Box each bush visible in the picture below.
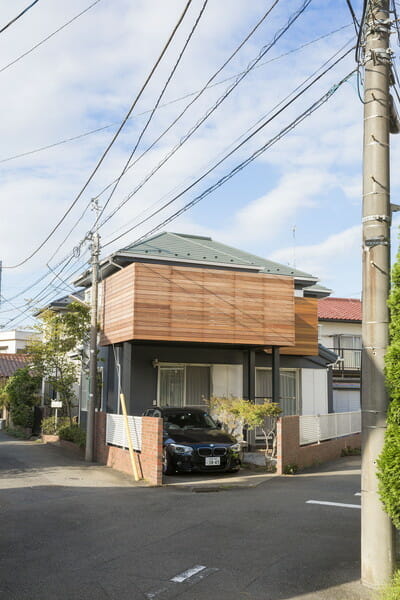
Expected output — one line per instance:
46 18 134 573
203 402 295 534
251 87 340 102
380 570 400 600
58 424 86 448
41 416 70 435
377 414 400 528
341 445 361 457
11 404 34 428
283 463 299 475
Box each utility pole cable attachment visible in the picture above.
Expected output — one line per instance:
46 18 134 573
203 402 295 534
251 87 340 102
85 199 101 462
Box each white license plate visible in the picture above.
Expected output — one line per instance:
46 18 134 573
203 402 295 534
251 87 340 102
205 457 220 466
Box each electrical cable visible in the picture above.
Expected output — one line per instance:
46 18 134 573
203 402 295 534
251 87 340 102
355 0 368 63
91 0 210 231
0 0 102 75
102 48 355 249
119 69 357 250
2 0 193 270
47 0 286 265
345 0 360 33
96 0 313 233
0 23 352 167
0 0 40 35
102 38 354 244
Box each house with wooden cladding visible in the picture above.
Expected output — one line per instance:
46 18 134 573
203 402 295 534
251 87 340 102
74 232 336 444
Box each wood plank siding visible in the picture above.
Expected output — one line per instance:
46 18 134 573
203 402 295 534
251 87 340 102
280 297 319 356
100 262 297 347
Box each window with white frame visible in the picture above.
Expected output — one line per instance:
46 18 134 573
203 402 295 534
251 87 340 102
157 363 243 407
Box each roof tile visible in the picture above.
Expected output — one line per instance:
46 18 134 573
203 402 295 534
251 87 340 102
0 354 30 378
318 297 362 321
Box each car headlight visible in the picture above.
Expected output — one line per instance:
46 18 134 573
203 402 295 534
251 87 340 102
169 443 193 455
230 443 241 452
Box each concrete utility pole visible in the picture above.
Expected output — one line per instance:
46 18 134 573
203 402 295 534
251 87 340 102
361 0 395 587
85 201 100 463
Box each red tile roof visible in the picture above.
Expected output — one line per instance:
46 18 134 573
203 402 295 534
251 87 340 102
318 297 362 322
0 354 30 378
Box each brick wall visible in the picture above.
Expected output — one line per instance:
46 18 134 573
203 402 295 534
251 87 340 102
94 412 163 485
276 415 361 475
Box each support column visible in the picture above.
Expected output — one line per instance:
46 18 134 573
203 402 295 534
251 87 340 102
272 346 280 404
121 342 132 415
247 349 255 402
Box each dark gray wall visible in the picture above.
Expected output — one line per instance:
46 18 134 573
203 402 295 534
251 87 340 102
100 341 330 416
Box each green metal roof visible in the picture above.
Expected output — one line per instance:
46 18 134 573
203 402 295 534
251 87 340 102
121 232 317 281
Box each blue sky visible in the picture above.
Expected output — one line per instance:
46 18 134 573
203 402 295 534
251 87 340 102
0 0 399 328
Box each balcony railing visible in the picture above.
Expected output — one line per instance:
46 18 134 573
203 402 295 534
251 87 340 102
328 348 362 372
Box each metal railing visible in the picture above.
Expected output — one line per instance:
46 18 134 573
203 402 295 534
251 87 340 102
328 348 362 372
300 411 361 446
106 413 142 451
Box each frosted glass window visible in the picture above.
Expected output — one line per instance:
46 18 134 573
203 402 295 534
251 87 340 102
211 365 243 398
159 368 184 407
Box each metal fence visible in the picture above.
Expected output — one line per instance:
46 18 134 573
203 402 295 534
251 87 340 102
299 411 361 446
328 348 362 371
106 414 142 451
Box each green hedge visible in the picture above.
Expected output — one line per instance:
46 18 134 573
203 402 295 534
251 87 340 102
41 416 70 435
380 570 400 600
58 424 86 448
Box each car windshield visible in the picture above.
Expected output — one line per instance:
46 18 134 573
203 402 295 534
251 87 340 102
164 411 217 430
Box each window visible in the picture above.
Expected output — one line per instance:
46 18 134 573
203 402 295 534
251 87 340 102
158 363 243 407
256 368 299 416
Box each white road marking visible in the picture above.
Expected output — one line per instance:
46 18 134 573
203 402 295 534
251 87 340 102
171 565 207 582
355 492 361 496
306 500 361 509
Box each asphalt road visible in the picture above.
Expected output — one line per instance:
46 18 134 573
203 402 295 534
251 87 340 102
0 432 376 600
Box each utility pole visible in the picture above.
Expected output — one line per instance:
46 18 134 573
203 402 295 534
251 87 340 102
85 200 100 462
361 0 395 587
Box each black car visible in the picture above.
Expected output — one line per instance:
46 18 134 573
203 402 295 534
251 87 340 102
142 407 242 475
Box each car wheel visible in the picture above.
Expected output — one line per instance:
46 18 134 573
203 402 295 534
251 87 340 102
163 447 175 475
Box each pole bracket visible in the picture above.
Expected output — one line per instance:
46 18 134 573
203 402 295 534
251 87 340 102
362 215 391 223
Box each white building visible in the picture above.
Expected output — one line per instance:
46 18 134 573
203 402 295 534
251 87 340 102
318 298 362 413
0 329 39 354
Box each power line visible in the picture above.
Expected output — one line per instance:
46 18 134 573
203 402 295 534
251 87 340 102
97 0 313 232
0 0 102 75
103 49 355 249
345 0 360 33
92 0 210 229
0 24 351 167
47 0 285 265
0 0 40 35
102 38 354 245
123 70 357 249
2 0 193 270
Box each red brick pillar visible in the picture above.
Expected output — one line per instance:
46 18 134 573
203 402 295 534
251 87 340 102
140 417 163 485
276 415 300 475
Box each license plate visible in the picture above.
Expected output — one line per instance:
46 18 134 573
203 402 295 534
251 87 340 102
205 457 220 466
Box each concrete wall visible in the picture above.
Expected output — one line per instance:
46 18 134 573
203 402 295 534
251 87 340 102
94 412 163 485
276 415 361 475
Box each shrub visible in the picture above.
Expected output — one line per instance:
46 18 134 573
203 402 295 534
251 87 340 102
11 404 34 428
377 412 400 528
341 445 361 457
41 416 70 435
380 570 400 600
283 463 299 475
58 424 86 448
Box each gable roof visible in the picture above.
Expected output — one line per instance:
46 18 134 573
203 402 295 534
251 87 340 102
0 354 29 378
122 232 316 279
318 297 362 322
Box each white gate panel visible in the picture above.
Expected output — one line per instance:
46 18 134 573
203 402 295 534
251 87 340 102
301 369 328 416
106 414 142 451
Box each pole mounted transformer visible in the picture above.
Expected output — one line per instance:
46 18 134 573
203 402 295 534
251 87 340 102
361 0 396 587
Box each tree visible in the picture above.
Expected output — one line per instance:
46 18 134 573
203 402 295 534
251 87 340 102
209 397 282 458
28 302 90 424
4 367 41 428
377 247 400 527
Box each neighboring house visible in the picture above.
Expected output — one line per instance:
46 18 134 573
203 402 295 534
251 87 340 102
0 353 29 420
73 231 336 446
0 329 38 354
318 297 362 413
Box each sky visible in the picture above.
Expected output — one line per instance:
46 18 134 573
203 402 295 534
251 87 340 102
0 0 399 329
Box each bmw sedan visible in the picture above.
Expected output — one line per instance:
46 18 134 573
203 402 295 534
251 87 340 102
143 406 242 475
